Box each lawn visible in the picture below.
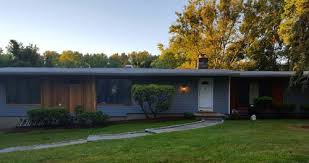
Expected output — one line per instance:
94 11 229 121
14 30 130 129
0 120 309 163
0 119 194 149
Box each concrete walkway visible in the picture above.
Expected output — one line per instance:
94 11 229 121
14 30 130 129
0 120 223 153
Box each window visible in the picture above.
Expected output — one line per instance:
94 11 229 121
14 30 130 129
96 79 132 105
6 79 41 104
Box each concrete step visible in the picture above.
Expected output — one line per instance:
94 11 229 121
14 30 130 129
194 111 227 120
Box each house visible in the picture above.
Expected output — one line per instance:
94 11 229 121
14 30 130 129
0 66 308 128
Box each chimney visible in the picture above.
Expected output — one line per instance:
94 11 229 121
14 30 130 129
197 54 208 69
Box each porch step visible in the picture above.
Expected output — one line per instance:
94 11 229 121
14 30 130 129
194 111 227 120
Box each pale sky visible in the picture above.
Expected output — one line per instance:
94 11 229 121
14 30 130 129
0 0 186 55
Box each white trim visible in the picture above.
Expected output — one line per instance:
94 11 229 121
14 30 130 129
228 76 231 115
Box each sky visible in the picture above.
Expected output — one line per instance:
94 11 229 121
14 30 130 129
0 0 186 55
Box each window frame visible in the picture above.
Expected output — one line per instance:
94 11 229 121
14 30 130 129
96 78 133 105
5 78 41 105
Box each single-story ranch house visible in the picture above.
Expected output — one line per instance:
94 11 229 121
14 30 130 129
0 67 308 128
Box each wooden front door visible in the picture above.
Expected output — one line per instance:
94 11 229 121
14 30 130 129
69 84 83 112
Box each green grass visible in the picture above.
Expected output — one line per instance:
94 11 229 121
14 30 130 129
0 119 194 149
0 120 309 162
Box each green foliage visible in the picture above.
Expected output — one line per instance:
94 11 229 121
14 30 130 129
278 0 309 88
7 40 42 67
42 51 59 67
0 53 12 67
132 84 176 118
183 112 195 119
77 111 109 126
128 51 157 68
254 96 273 106
75 105 85 115
58 50 83 68
166 0 253 69
82 53 108 68
273 104 296 112
108 53 129 67
28 106 108 127
300 105 309 112
27 107 70 126
74 105 108 126
151 44 185 69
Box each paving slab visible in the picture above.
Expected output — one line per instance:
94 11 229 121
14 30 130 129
144 120 223 134
87 132 151 141
0 139 87 153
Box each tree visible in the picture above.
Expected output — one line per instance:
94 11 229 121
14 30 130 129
132 84 176 119
168 0 248 69
58 50 83 68
151 44 185 68
82 53 109 67
42 51 59 67
241 0 284 70
278 0 309 88
108 53 129 67
6 40 42 67
279 0 309 71
0 49 12 67
128 51 157 68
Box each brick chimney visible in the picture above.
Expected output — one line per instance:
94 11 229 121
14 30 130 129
197 54 208 69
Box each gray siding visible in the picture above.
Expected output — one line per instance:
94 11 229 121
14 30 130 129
98 77 230 117
97 79 199 116
0 84 37 117
213 77 230 114
283 83 309 109
0 77 230 117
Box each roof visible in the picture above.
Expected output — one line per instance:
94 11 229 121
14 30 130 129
237 71 295 77
0 67 307 77
0 67 236 76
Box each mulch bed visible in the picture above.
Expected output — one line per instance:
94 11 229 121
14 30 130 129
1 117 188 134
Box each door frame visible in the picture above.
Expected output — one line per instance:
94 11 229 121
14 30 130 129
198 78 214 112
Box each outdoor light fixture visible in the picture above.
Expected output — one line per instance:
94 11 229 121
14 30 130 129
179 85 189 94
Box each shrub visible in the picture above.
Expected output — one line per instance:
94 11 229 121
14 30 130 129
27 107 70 126
301 105 309 112
183 112 195 119
77 111 108 126
132 84 176 118
229 109 241 120
254 96 272 106
273 104 296 112
75 105 85 115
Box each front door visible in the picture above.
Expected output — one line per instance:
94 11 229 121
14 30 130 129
69 84 82 112
199 78 214 111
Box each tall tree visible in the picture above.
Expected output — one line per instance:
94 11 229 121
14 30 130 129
279 0 309 71
58 50 83 68
6 40 42 67
128 51 157 68
0 48 12 67
151 44 185 68
279 0 309 88
108 53 129 67
42 51 59 67
168 0 248 69
82 53 109 67
241 0 284 70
